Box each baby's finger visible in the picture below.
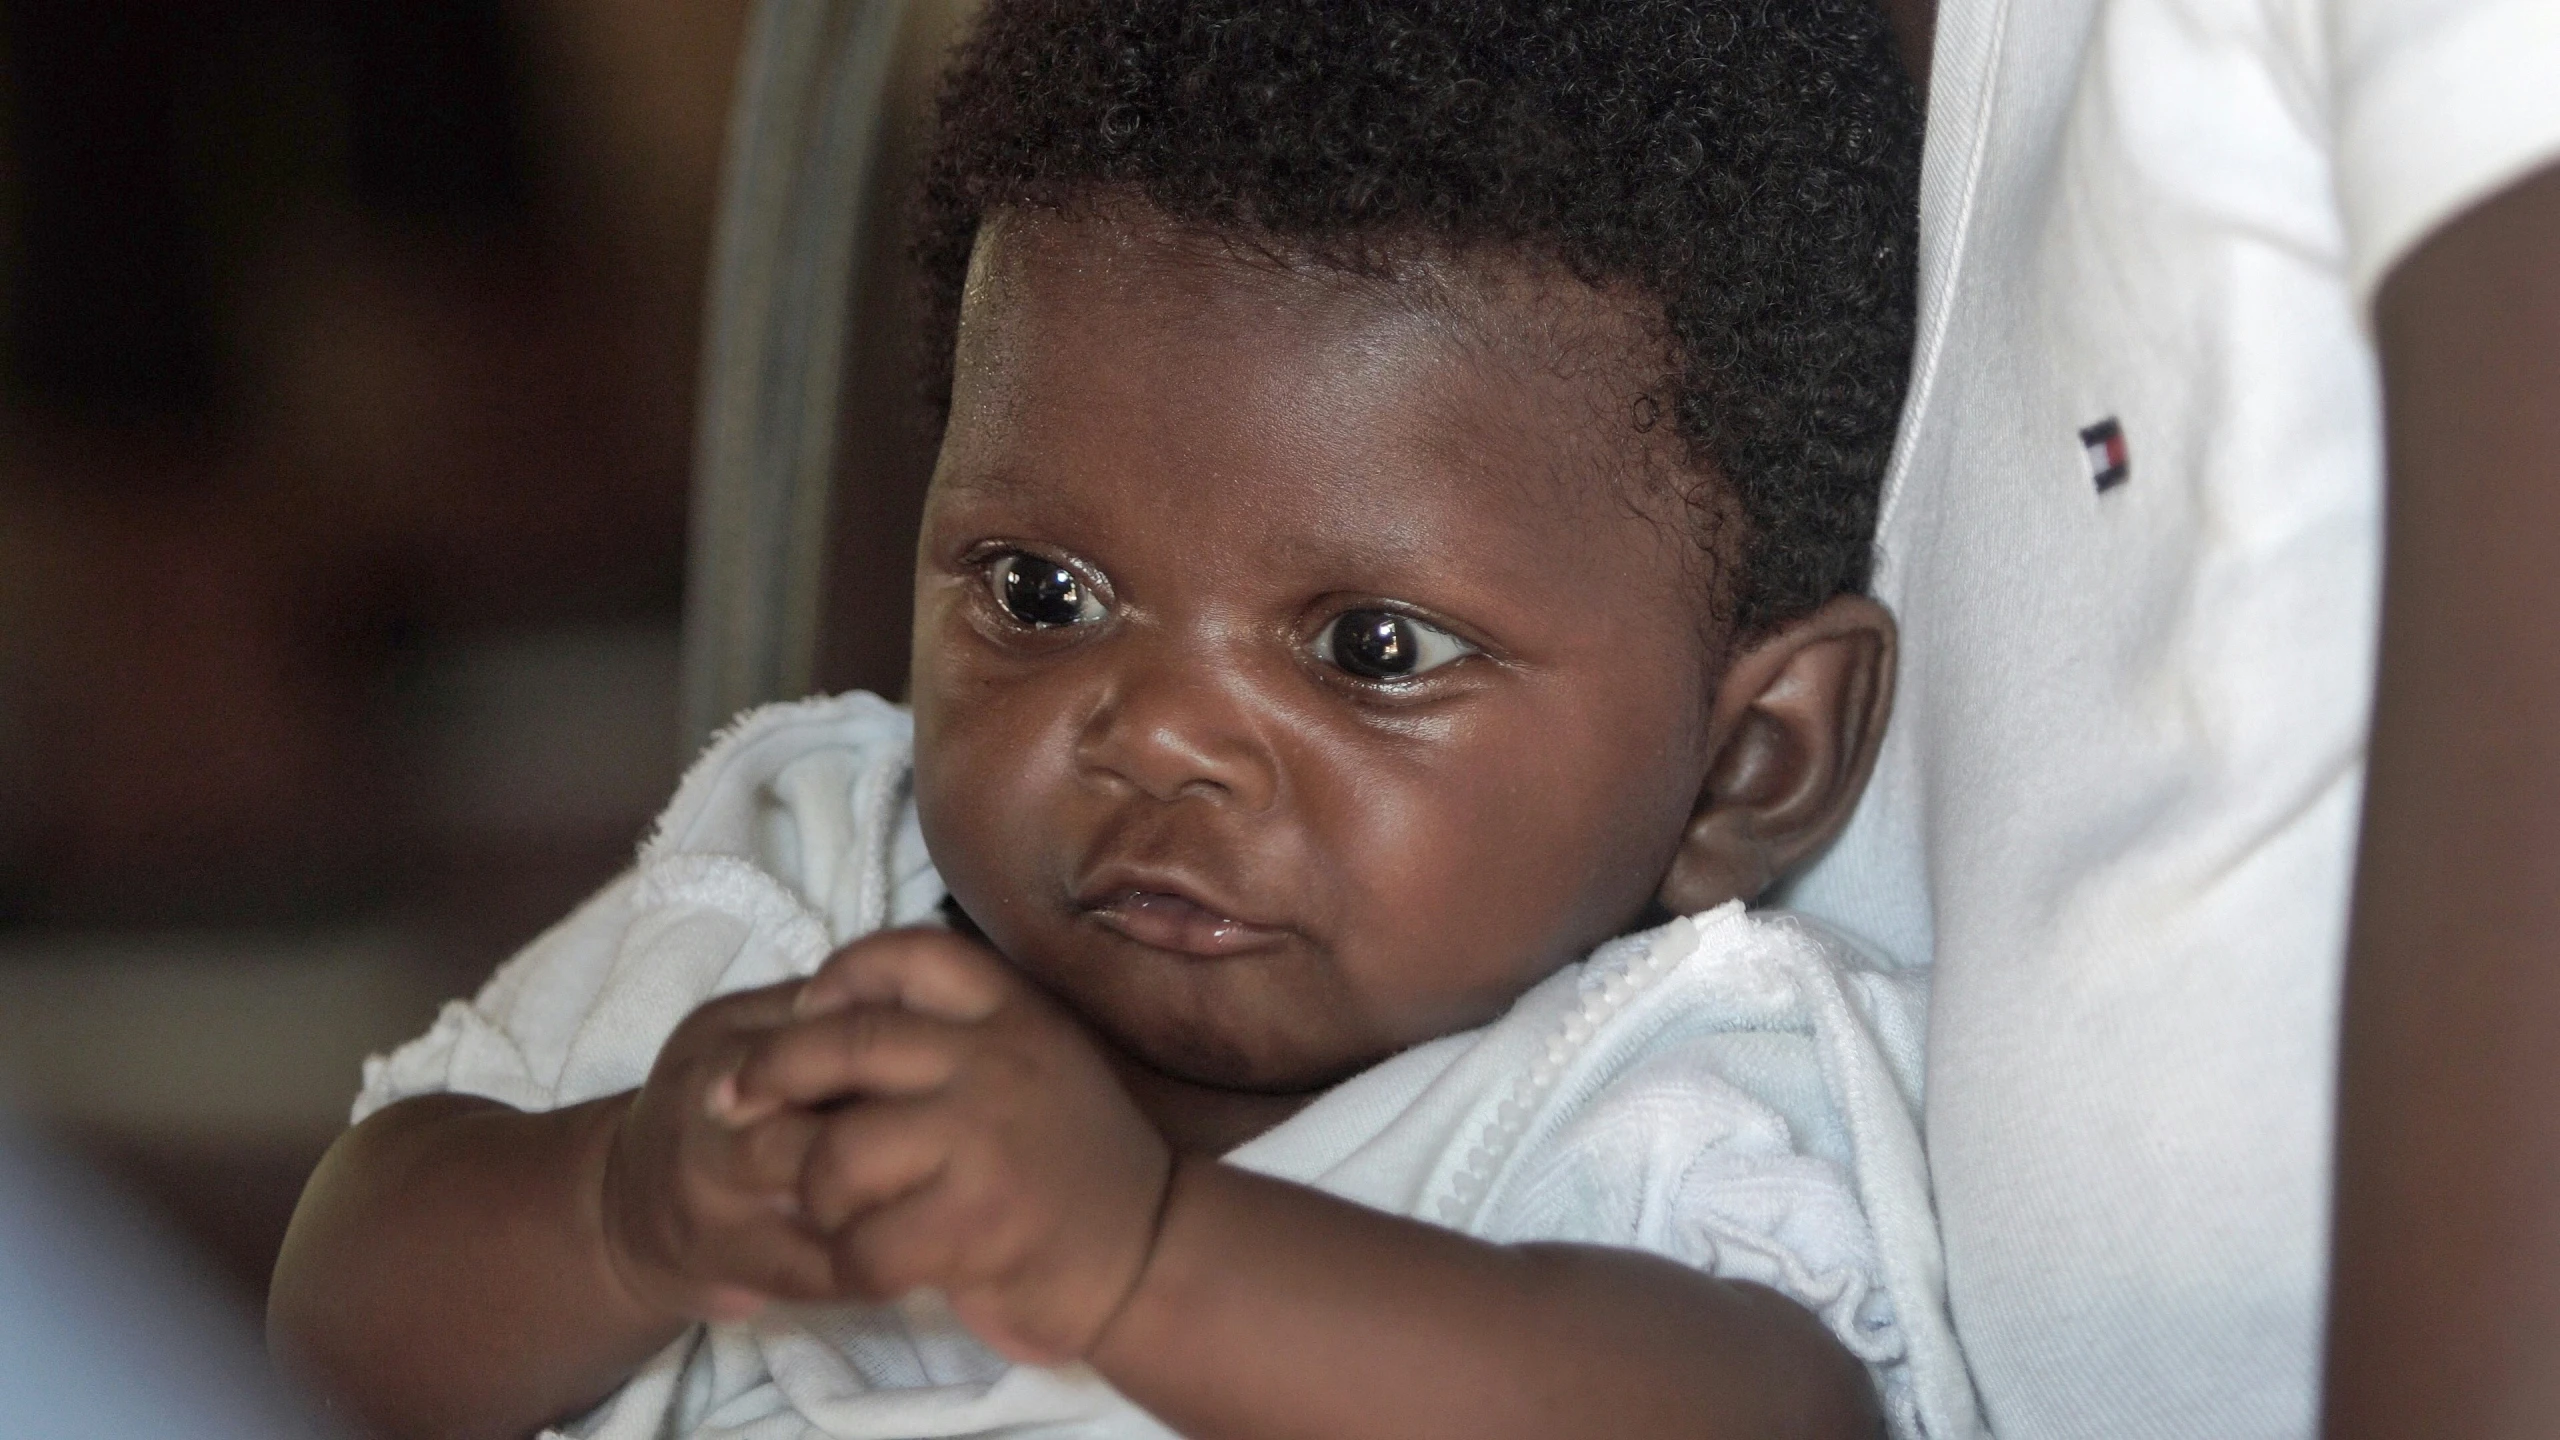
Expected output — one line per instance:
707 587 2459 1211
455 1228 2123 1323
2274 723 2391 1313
693 1005 817 1128
729 1004 977 1116
708 1107 822 1199
827 1170 974 1303
684 976 815 1043
796 929 1013 1023
697 1217 840 1311
799 1096 953 1232
675 981 819 1126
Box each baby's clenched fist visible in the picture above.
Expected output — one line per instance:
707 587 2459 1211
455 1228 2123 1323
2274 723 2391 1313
725 929 1176 1364
596 980 839 1323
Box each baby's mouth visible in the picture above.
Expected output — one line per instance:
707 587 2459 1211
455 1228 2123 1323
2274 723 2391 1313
1082 888 1292 958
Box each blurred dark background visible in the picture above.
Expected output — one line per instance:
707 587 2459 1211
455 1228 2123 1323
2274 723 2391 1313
0 0 754 1312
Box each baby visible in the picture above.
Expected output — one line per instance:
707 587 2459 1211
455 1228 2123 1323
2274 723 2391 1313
271 3 1972 1437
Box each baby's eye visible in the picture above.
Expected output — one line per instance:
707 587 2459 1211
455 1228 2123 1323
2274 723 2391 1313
1319 609 1475 682
987 552 1106 628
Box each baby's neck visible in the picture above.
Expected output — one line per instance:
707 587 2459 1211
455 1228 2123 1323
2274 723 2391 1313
1106 1050 1323 1156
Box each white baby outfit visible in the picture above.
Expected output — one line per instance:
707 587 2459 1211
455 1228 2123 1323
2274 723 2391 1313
359 693 1979 1440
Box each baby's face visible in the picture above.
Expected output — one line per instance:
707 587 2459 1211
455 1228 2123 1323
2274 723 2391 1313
910 209 1728 1093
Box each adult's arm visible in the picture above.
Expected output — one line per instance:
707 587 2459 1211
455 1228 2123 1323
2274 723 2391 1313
267 1093 682 1440
2325 157 2560 1437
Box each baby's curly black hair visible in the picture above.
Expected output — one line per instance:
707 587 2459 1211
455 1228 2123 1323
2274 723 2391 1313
914 0 1919 632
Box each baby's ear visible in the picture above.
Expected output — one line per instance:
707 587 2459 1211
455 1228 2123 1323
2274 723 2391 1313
1655 595 1896 914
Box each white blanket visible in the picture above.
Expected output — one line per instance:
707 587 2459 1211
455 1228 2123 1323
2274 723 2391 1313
358 693 1981 1440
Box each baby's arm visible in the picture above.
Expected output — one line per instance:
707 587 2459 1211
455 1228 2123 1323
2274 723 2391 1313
269 1092 672 1440
1102 1161 1876 1440
269 982 835 1440
743 931 1882 1440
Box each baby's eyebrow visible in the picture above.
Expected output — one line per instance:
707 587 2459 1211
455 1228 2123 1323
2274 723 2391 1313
930 463 1039 505
929 464 1119 537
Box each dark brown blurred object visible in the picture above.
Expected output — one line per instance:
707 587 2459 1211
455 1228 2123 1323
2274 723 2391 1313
0 0 745 926
0 0 750 1307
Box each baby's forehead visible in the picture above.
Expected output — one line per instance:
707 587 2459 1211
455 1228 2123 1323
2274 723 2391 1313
957 206 1705 519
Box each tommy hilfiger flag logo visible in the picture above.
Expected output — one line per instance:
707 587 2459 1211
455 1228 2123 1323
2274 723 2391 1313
2081 416 2130 493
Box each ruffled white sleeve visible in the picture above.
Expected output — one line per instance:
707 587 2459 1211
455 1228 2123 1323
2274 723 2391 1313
352 872 645 1121
351 693 941 1123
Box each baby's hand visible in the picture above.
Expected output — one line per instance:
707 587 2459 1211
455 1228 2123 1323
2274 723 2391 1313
597 980 838 1324
726 929 1175 1365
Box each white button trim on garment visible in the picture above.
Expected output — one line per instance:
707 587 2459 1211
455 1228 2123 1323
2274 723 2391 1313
1433 915 1701 1226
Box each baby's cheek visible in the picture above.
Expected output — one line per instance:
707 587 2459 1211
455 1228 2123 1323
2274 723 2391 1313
911 735 1022 917
1374 741 1686 990
1327 775 1582 1017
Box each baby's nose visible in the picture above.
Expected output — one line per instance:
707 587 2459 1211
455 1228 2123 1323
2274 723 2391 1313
1072 643 1280 811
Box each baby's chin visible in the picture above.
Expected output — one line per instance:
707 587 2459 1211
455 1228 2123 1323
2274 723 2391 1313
1094 1017 1388 1153
985 927 1389 1094
1126 1022 1374 1095
1056 984 1391 1098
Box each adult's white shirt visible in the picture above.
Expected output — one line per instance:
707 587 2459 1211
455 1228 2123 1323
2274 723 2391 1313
1784 0 2560 1435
